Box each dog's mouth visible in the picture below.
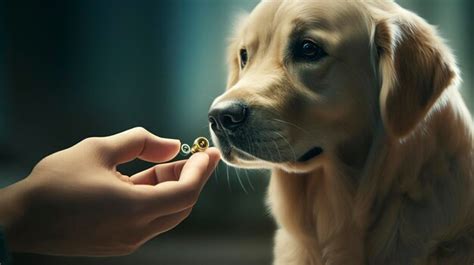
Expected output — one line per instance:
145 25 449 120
221 141 324 164
210 125 325 168
226 145 256 161
297 147 324 162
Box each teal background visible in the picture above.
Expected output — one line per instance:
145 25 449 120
0 1 472 264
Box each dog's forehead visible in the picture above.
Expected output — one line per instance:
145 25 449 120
243 0 370 44
253 1 367 26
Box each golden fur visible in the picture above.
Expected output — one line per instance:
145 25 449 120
210 1 474 264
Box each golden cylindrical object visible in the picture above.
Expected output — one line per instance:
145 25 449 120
191 137 209 154
180 137 210 156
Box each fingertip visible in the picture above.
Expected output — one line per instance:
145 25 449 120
189 152 211 172
145 136 181 162
205 147 220 155
189 151 210 162
178 152 210 184
158 137 181 154
205 147 221 163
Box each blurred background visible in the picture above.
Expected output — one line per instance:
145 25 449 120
0 0 472 264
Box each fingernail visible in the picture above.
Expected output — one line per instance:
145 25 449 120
160 137 181 145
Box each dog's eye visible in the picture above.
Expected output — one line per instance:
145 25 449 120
240 49 248 69
296 40 327 61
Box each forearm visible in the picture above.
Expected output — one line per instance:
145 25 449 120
0 128 220 256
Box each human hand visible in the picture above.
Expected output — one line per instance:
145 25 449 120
0 127 220 256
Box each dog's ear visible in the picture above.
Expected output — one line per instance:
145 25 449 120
374 13 458 137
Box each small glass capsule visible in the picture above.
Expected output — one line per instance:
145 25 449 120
180 143 191 156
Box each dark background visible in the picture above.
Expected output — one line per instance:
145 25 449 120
1 0 472 264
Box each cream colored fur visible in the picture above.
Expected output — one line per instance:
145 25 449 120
211 1 474 264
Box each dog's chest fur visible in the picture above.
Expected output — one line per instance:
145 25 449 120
267 97 474 265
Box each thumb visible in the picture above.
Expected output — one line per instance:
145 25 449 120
100 127 181 165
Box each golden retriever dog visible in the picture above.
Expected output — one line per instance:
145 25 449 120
208 0 474 264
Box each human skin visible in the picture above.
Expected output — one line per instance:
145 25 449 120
0 127 220 256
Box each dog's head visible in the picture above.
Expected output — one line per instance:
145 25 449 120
209 0 457 173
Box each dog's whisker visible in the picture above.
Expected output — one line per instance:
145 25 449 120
245 134 254 157
214 160 220 184
244 169 255 191
244 135 256 191
234 167 248 194
271 118 310 136
274 131 297 162
262 142 275 162
218 121 235 193
226 164 232 192
272 139 284 162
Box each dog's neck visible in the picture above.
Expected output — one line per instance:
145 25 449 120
356 89 474 227
269 161 365 263
268 89 473 264
360 90 474 260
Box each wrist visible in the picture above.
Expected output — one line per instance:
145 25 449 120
0 224 12 264
0 178 33 251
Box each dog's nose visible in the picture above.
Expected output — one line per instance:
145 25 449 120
208 101 248 134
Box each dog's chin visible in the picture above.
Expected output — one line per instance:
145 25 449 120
277 151 327 173
269 146 326 173
220 145 276 169
220 144 326 173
